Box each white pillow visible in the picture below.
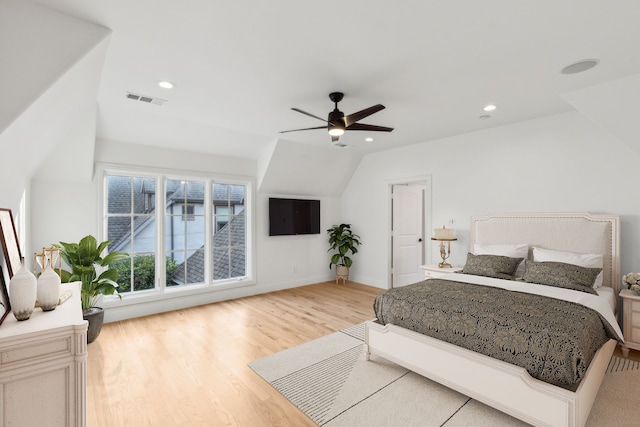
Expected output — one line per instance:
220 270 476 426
532 247 604 288
473 243 529 278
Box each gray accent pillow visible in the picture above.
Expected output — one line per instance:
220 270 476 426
461 253 523 280
522 260 600 295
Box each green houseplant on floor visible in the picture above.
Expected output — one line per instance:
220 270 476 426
57 235 128 343
327 223 361 284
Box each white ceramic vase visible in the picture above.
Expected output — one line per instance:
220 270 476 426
9 262 37 321
37 261 61 311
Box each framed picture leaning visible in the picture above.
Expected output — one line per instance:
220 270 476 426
0 266 9 325
0 208 22 278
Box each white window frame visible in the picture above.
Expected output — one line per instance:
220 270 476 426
96 163 256 310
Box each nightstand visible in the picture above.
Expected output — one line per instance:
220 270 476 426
420 264 461 279
620 289 640 357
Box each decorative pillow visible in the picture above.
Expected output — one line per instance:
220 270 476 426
474 243 529 278
461 253 523 280
522 260 600 295
532 247 604 288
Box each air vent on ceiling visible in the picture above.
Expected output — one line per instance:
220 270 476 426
126 92 167 106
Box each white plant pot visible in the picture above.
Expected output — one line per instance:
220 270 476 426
9 263 37 320
336 265 349 284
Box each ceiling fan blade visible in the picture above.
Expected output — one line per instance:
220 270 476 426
280 125 327 134
345 123 394 132
291 108 333 124
344 104 385 127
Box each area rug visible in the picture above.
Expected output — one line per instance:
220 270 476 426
249 323 640 427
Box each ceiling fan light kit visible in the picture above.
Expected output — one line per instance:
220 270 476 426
281 92 393 143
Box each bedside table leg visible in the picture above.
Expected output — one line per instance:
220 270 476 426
622 346 630 358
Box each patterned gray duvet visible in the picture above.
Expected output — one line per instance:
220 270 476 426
373 278 621 389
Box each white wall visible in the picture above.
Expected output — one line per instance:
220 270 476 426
258 139 362 197
256 193 340 288
30 139 340 320
0 0 109 261
0 0 109 135
562 73 640 156
31 139 258 251
343 111 640 289
94 138 256 176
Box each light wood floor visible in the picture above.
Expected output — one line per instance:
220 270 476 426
87 281 640 426
86 281 380 426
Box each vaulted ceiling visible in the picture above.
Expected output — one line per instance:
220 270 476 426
26 0 640 159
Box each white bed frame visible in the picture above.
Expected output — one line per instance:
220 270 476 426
365 212 620 427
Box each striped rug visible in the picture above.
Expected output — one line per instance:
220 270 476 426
606 354 640 372
249 324 640 427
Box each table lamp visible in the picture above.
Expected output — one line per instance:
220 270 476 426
431 226 457 268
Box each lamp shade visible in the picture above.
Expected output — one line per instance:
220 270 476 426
432 226 455 240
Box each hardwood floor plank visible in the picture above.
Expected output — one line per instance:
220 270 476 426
87 281 381 426
88 280 640 425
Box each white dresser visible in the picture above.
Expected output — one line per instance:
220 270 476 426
0 282 87 426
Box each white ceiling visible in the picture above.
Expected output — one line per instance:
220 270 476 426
31 0 640 160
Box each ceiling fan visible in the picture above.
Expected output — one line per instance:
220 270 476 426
280 92 393 142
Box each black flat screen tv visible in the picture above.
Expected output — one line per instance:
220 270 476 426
269 198 320 236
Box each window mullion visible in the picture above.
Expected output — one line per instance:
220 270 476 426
157 175 167 292
182 188 189 285
205 180 212 284
127 177 135 294
226 186 232 279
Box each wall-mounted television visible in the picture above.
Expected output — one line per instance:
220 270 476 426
269 198 320 236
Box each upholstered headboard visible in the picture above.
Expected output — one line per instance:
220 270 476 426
470 212 620 298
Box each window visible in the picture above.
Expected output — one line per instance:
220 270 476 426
212 184 246 280
166 179 205 286
104 171 251 296
106 175 157 292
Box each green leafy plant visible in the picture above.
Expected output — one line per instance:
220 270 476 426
327 223 362 269
112 255 179 291
56 235 129 311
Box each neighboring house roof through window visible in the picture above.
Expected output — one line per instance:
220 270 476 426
170 211 246 284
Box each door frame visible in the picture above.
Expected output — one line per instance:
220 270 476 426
387 174 432 288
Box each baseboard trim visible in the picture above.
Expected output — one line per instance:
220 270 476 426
103 274 331 322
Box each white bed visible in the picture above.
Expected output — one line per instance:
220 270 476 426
365 212 621 427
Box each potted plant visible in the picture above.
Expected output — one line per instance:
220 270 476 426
327 223 362 284
56 235 128 343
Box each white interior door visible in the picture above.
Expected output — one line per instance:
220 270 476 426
392 185 424 287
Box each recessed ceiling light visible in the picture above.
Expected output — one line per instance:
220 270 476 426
479 115 491 120
365 137 374 142
483 104 497 112
561 59 599 75
158 80 175 89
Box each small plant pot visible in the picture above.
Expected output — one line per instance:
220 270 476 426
83 307 105 344
336 265 349 284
